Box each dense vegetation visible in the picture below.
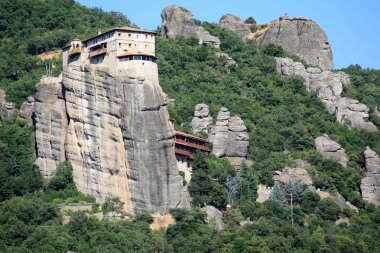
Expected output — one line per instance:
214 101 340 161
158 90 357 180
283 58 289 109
0 1 380 252
0 0 131 106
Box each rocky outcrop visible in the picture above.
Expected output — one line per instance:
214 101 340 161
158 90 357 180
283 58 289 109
18 96 35 125
191 103 213 134
161 6 220 48
255 16 333 70
33 76 68 178
201 206 225 232
215 52 237 71
276 57 377 132
219 14 251 40
210 107 249 172
33 64 185 214
315 135 348 168
274 159 313 185
62 64 182 214
0 89 18 123
361 147 380 206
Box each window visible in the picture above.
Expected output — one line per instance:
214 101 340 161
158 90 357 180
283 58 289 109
118 33 121 36
145 34 148 39
129 44 132 48
136 35 139 39
119 43 121 46
128 56 133 60
128 34 131 37
134 55 142 60
142 56 147 61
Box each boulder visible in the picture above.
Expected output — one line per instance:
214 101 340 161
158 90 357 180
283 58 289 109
219 14 251 40
360 147 380 206
161 6 220 48
18 96 35 125
315 135 348 168
0 89 18 123
191 103 213 134
276 57 377 131
274 159 313 186
255 16 333 70
201 206 225 232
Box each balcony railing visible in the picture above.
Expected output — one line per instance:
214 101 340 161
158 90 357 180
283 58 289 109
89 47 107 58
68 47 82 57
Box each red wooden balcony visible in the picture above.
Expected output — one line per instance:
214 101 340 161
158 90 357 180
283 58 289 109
89 47 107 58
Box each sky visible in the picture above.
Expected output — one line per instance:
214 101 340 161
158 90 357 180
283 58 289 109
77 0 380 69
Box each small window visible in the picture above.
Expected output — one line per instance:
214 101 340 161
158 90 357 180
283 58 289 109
142 56 147 61
129 44 132 48
118 33 121 36
134 55 142 60
136 35 139 39
145 44 147 48
145 34 148 39
119 43 121 46
128 56 133 60
128 33 131 37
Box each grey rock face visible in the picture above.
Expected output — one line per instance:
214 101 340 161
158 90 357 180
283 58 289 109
255 16 333 70
274 159 313 185
0 89 18 123
215 52 238 71
361 147 380 206
191 103 213 134
276 57 377 132
60 64 183 214
210 107 249 172
161 6 220 48
18 96 35 125
33 64 185 214
219 14 251 40
33 76 68 178
315 135 348 168
201 206 225 232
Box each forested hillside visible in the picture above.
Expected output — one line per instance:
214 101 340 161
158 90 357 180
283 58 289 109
0 1 380 252
0 0 131 105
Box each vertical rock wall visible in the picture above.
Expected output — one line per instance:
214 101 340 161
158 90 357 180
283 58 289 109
33 76 68 178
33 63 183 214
361 148 380 206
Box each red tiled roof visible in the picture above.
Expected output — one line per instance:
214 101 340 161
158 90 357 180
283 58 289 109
175 131 209 142
117 52 157 58
82 26 156 43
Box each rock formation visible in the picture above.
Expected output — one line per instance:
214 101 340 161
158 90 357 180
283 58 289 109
274 159 313 186
215 52 238 71
18 96 35 125
210 107 249 172
0 89 18 123
201 205 225 232
361 147 380 206
219 14 251 40
191 103 213 134
33 76 68 178
161 6 220 48
255 16 333 70
315 135 348 168
33 63 184 214
276 57 377 132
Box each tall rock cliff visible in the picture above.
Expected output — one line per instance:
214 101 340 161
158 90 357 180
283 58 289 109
33 64 184 214
276 57 377 132
255 16 333 70
161 6 220 48
361 147 380 206
33 76 68 178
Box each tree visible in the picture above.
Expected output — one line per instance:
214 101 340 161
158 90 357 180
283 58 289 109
46 162 76 191
101 197 125 215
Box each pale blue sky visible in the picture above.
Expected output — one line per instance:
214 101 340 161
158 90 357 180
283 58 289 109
77 0 380 69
